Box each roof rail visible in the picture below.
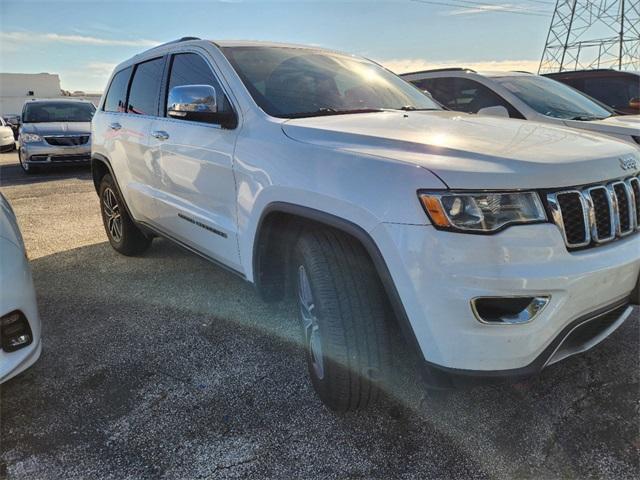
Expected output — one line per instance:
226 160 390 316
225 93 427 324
400 67 476 76
151 36 202 49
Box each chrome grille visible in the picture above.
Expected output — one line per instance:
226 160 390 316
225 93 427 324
547 175 640 249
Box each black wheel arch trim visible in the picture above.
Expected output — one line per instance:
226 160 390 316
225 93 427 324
91 153 136 221
253 202 426 363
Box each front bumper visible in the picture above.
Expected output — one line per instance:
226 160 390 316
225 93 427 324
20 142 91 165
0 240 41 383
373 222 640 373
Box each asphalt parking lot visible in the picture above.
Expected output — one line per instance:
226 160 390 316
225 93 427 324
0 150 638 479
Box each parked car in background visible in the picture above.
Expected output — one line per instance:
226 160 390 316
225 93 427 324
0 117 16 152
3 114 21 140
545 69 640 115
0 193 41 383
93 38 640 411
401 69 640 147
18 99 95 174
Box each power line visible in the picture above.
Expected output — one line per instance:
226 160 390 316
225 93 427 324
409 0 552 17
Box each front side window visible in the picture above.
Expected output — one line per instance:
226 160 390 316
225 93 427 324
494 75 613 120
166 53 231 114
413 77 522 118
104 67 132 113
127 57 165 116
221 46 441 118
22 101 96 123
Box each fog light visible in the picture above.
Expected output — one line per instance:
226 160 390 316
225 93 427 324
471 296 550 325
8 334 31 348
0 311 33 352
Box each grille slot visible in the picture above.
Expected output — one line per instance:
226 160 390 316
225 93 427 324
550 191 589 247
44 135 89 146
612 182 633 235
586 186 615 242
547 175 639 250
626 177 640 227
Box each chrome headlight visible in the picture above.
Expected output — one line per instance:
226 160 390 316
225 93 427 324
20 133 42 143
419 191 546 233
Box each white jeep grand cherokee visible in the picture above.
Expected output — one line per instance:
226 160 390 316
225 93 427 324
92 38 640 411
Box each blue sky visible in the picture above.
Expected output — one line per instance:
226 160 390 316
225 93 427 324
0 0 553 92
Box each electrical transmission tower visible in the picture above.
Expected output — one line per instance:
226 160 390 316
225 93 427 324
539 0 640 73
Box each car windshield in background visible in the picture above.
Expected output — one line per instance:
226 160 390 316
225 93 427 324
494 75 613 121
22 102 96 123
221 46 441 118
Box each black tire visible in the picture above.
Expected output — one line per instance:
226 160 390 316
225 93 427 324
293 228 390 412
99 174 152 256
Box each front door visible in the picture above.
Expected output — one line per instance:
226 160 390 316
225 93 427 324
148 52 241 272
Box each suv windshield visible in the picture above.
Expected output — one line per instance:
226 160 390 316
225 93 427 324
494 75 613 121
22 101 96 123
221 46 441 118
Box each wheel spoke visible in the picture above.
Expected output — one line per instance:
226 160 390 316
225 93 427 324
103 188 122 242
297 265 324 380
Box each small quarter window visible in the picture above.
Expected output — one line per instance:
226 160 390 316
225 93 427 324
104 67 132 113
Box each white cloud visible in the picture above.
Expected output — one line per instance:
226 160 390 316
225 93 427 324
381 58 541 74
0 31 159 48
85 61 119 77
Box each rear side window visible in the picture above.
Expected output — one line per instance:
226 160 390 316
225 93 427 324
582 76 639 110
127 57 165 116
166 53 231 114
104 67 132 113
413 77 524 119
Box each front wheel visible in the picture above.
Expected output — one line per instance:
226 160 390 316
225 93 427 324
99 174 152 256
18 150 39 174
294 228 391 412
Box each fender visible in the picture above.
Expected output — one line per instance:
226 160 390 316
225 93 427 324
253 202 425 364
91 153 138 226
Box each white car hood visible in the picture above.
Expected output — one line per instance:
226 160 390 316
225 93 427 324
282 111 640 190
562 114 640 138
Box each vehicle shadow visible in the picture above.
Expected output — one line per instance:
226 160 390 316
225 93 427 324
1 238 638 479
0 153 91 187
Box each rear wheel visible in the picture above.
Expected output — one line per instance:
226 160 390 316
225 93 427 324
293 228 390 411
99 174 152 256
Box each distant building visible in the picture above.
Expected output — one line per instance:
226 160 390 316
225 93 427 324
0 73 102 117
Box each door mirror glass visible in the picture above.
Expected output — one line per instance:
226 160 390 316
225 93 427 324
477 105 510 118
168 84 218 120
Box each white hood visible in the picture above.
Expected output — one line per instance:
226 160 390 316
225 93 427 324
282 111 640 190
562 114 640 140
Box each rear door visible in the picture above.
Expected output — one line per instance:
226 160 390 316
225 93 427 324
96 58 166 222
118 56 167 221
148 51 241 271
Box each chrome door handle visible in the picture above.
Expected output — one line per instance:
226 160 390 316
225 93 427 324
151 130 169 141
109 122 122 130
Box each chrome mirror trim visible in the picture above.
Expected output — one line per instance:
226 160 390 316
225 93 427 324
167 84 218 118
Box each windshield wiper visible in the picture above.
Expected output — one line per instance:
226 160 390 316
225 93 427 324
570 115 608 121
396 106 440 111
284 108 385 119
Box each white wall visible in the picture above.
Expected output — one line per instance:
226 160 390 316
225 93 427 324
0 73 62 116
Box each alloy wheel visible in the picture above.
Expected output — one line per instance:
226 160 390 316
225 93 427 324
298 265 325 380
102 187 123 243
